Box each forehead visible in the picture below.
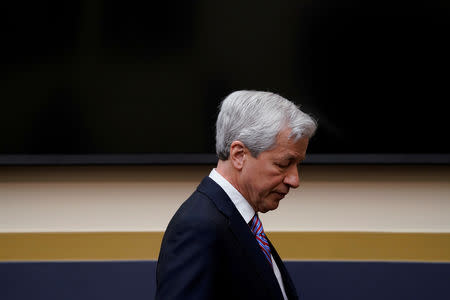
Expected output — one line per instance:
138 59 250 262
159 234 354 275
265 130 309 160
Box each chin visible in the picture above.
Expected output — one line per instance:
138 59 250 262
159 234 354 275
262 200 280 213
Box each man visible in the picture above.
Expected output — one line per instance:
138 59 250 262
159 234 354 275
156 90 317 300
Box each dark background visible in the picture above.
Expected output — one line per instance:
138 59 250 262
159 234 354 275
2 0 449 163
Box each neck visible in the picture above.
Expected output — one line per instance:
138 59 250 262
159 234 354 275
215 159 237 187
216 159 256 211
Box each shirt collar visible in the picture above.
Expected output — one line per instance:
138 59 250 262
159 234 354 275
209 168 255 224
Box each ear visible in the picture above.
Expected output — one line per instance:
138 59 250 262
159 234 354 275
229 141 247 170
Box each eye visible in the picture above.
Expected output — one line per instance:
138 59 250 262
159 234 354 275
275 162 289 169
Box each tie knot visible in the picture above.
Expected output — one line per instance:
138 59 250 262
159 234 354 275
250 214 264 235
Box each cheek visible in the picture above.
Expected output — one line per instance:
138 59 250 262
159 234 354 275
261 177 284 194
248 164 283 196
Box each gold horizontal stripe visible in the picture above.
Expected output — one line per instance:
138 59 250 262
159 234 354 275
1 232 449 262
268 232 450 262
0 232 164 261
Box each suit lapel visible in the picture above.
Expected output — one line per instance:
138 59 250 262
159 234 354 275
197 177 284 299
269 239 299 300
227 212 284 299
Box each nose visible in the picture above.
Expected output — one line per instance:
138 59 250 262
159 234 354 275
283 165 300 188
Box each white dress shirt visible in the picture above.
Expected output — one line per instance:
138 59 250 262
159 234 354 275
209 169 288 300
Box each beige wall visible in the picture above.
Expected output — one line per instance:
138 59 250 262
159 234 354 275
1 165 449 233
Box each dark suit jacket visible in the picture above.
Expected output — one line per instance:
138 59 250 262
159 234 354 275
155 176 298 300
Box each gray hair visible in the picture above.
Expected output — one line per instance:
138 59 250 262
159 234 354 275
216 90 317 160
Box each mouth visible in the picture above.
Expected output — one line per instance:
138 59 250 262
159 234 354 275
273 191 287 199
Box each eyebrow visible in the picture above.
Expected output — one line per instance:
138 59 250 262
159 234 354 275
280 154 305 163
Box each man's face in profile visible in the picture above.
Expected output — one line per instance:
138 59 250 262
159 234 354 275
239 128 309 213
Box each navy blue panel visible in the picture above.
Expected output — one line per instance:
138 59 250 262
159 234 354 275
286 261 450 300
0 261 156 300
1 260 450 300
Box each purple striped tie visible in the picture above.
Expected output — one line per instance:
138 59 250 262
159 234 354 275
249 214 272 267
